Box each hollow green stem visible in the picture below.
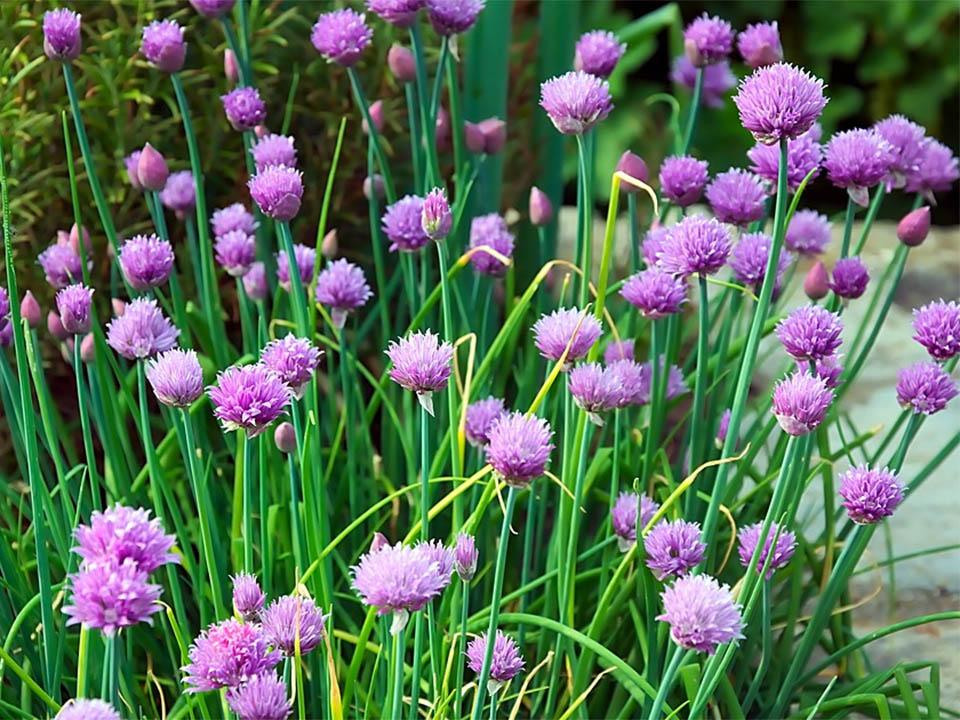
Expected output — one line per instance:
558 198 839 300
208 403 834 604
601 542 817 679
454 581 470 720
851 184 886 256
391 625 406 718
679 67 704 154
437 239 463 523
838 196 857 259
686 275 711 511
409 24 441 187
241 431 255 573
347 68 397 204
73 337 101 509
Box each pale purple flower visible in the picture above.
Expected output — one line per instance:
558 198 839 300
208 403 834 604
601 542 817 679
642 226 670 266
141 19 186 73
874 114 928 189
454 533 478 582
604 338 635 364
905 139 959 203
208 363 292 436
683 13 734 66
212 203 258 238
38 242 83 288
222 87 267 131
644 520 706 580
737 522 796 578
182 619 282 692
728 232 792 289
485 412 553 487
539 71 613 136
465 396 506 447
55 699 121 720
706 169 767 226
260 595 326 656
316 259 372 328
416 539 455 584
426 0 485 36
606 359 648 408
275 243 316 291
261 335 322 397
532 307 602 365
226 673 291 720
469 213 515 276
829 257 869 300
838 466 904 525
251 134 297 173
659 156 709 207
568 362 621 424
243 262 269 302
73 505 178 573
775 305 843 361
621 268 687 318
772 370 833 436
633 358 688 406
748 130 822 191
657 574 744 654
106 298 179 360
232 573 265 622
670 56 736 109
802 353 844 390
249 166 303 221
215 230 256 277
147 348 203 408
574 30 626 78
63 558 163 636
913 300 960 360
56 283 94 335
824 129 896 206
896 361 957 415
734 63 827 144
119 234 175 290
366 0 423 27
125 150 143 189
715 408 732 447
466 631 524 694
386 330 454 415
611 492 660 551
43 9 82 61
190 0 236 18
160 171 196 215
658 215 731 278
383 195 430 253
737 21 782 68
422 187 452 240
785 209 831 255
311 9 373 66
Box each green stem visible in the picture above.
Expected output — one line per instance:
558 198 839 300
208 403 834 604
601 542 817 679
851 184 886 256
454 581 470 720
648 648 689 719
347 67 397 204
278 221 310 337
410 24 441 187
444 49 467 192
405 83 424 194
340 335 359 519
437 239 463 525
838 197 857 259
366 143 392 346
409 612 424 720
287 456 305 573
241 431 255 573
686 275 710 510
391 625 406 718
73 335 101 509
679 67 703 154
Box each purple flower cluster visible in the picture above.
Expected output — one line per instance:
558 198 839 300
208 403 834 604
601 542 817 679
706 169 767 226
568 362 622 424
386 330 454 414
772 371 833 436
160 171 196 216
55 699 121 720
107 297 179 360
226 673 291 720
532 307 603 366
738 522 796 578
657 574 744 655
728 232 792 289
251 134 298 173
574 30 626 78
183 619 282 692
776 305 843 361
829 257 870 300
912 300 960 360
737 21 782 68
644 520 706 580
659 156 709 207
657 215 731 277
208 363 292 436
316 259 373 328
232 573 266 622
260 335 322 397
671 56 735 108
785 209 831 255
466 631 525 694
260 595 327 656
147 348 204 408
748 129 822 192
119 234 175 290
621 268 688 318
43 9 82 61
838 465 904 524
421 187 452 240
276 243 315 291
215 230 256 277
896 361 957 415
734 63 827 144
874 114 928 189
611 492 660 551
249 166 304 221
683 13 734 66
454 533 479 582
56 283 94 335
312 9 373 66
539 71 613 136
141 19 186 73
38 240 83 289
906 140 959 203
469 213 515 276
485 412 554 487
383 195 430 253
824 129 895 206
426 0 485 36
465 396 507 447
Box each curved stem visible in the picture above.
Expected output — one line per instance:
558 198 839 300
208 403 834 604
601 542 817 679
648 647 689 719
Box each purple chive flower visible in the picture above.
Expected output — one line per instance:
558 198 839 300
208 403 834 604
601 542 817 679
215 230 256 277
226 673 291 720
119 234 175 290
366 0 423 27
913 300 960 360
874 114 928 189
728 232 792 289
275 243 316 291
55 699 122 720
776 305 843 361
706 169 767 226
659 156 709 207
829 257 869 300
243 262 269 302
63 559 163 635
670 56 736 109
260 595 326 656
251 134 298 173
715 408 732 448
21 291 41 329
485 412 554 487
621 268 687 318
737 21 782 68
657 574 744 655
160 171 197 215
146 348 204 408
539 71 614 136
604 338 635 364
383 195 430 253
141 19 186 73
422 187 453 240
734 63 827 144
416 539 456 584
772 370 833 436
311 9 373 66
785 209 831 255
898 206 931 247
532 307 603 366
190 0 236 18
611 492 660 551
43 9 82 61
106 298 179 360
738 522 796 578
747 130 822 192
658 215 732 278
232 573 265 622
824 129 895 206
469 213 515 276
636 358 688 404
838 466 904 525
466 631 525 695
426 0 485 36
683 13 734 66
73 505 177 573
260 335 322 397
208 364 292 436
896 361 958 415
386 330 454 415
135 147 171 192
125 150 143 189
222 87 267 131
616 150 650 187
642 226 670 266
454 533 478 582
183 619 282 692
56 283 94 335
465 396 506 447
574 30 626 78
213 203 258 237
38 242 83 289
606 359 648 408
249 166 304 222
316 259 372 328
568 362 621 425
802 353 844 390
905 139 959 203
644 520 707 581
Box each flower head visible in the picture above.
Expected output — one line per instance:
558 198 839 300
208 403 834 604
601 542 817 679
261 335 322 396
896 361 958 415
366 0 423 27
454 533 478 582
222 87 267 131
260 595 326 656
605 359 648 408
829 257 869 300
226 673 291 720
213 203 258 237
73 505 177 573
160 171 196 214
141 19 186 73
232 573 265 622
276 243 315 292
43 9 82 61
683 13 734 66
383 195 430 253
772 370 833 436
532 307 602 365
824 129 895 206
38 242 83 289
604 338 635 364
748 130 822 192
386 330 453 415
243 262 269 302
644 520 706 580
469 213 515 276
734 63 827 144
658 215 732 277
251 134 298 173
737 21 782 68
636 358 688 404
785 209 831 255
106 298 179 360
208 364 292 436
611 492 659 551
913 300 960 360
215 230 256 277
466 631 524 694
119 234 175 290
706 169 767 226
183 619 282 692
316 259 372 328
905 139 959 202
485 412 553 487
874 114 928 189
728 232 792 289
55 699 121 720
574 30 626 78
568 362 621 424
659 156 709 207
311 9 373 66
621 268 687 318
839 466 904 525
642 226 671 266
422 187 453 240
776 305 843 361
426 0 485 36
539 71 613 136
465 396 506 447
803 353 844 390
416 539 455 583
670 56 736 108
56 283 94 335
63 558 163 636
190 0 236 17
249 166 303 221
657 574 744 655
147 348 204 408
737 522 796 578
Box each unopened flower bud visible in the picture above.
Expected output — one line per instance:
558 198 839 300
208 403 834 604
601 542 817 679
224 48 238 84
362 100 385 135
274 421 297 453
112 298 127 317
478 118 506 154
363 174 385 200
21 291 41 329
616 150 649 190
387 44 416 83
529 186 553 226
70 224 93 255
80 333 96 363
47 311 69 341
254 124 269 139
137 143 169 191
464 121 485 154
897 206 930 247
370 532 389 553
803 260 830 301
321 229 338 259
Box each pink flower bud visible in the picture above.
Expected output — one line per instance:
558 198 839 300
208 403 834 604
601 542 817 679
616 150 649 191
464 121 485 154
803 260 830 301
387 44 416 83
363 100 385 135
529 186 553 226
137 143 169 191
80 333 96 363
69 224 93 255
370 532 389 553
20 291 41 329
897 206 930 247
254 124 269 139
363 174 385 201
224 48 238 84
321 229 338 259
274 421 297 453
112 298 127 317
478 118 506 154
47 310 69 341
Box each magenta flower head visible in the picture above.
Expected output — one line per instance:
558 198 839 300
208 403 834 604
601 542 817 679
226 673 291 720
829 257 869 300
422 187 453 240
683 13 734 66
776 305 843 361
485 412 553 487
426 0 485 36
276 243 316 291
43 9 82 61
838 465 904 525
874 114 928 189
659 156 709 207
905 139 959 203
183 619 282 692
637 359 688 404
249 166 303 221
568 362 621 425
63 558 163 636
738 522 796 578
141 19 186 73
73 505 177 573
215 230 256 277
190 0 236 18
386 330 454 415
146 348 203 408
644 519 706 581
251 134 297 173
125 150 143 189
38 242 83 289
260 335 322 398
465 396 506 447
478 118 509 153
383 195 429 253
896 361 958 415
897 206 930 247
611 492 659 551
706 169 766 226
231 573 265 622
606 359 648 408
119 234 175 290
734 63 827 144
243 262 269 302
913 300 960 360
824 129 895 206
222 87 267 131
454 533 478 582
532 307 603 367
55 699 122 720
574 30 626 78
160 171 197 216
213 203 258 237
56 283 94 335
261 595 326 656
469 213 515 276
106 298 179 360
671 56 736 109
466 631 525 695
539 70 613 136
316 259 372 328
621 268 687 318
729 232 792 289
208 364 292 436
785 209 831 255
604 338 635 364
748 130 822 192
366 0 423 27
312 9 373 66
657 574 744 655
642 226 670 266
772 370 833 436
658 215 732 278
529 186 553 226
737 21 782 68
